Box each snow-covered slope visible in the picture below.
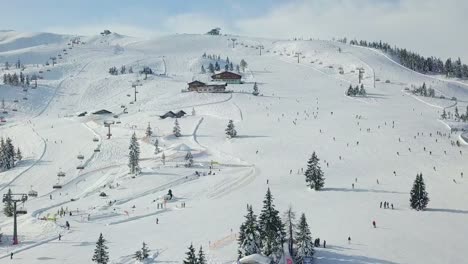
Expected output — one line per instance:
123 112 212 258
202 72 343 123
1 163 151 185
0 32 467 264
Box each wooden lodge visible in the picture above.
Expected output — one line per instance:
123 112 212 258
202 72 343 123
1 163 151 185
211 71 242 84
187 80 227 93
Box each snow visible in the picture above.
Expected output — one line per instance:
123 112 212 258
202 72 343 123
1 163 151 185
0 31 467 264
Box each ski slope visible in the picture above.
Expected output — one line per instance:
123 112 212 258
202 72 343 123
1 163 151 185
0 31 467 264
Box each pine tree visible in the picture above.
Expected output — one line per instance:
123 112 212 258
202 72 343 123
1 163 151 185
283 206 296 256
294 213 314 263
252 82 259 96
304 152 325 190
240 59 248 72
225 120 237 138
208 63 215 73
441 109 447 119
185 151 193 167
238 204 261 258
455 106 460 120
3 188 13 217
258 188 285 261
229 62 234 71
197 246 206 264
135 242 150 261
173 119 181 137
215 62 220 71
92 233 109 264
15 147 22 161
154 139 160 155
0 138 8 170
183 244 197 264
5 137 15 169
128 132 140 174
146 123 153 137
410 173 429 210
201 65 206 74
224 64 229 71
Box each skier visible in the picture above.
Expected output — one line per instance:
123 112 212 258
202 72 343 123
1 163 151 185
156 218 159 224
380 201 382 208
59 234 61 241
348 236 351 243
323 240 326 248
391 204 394 210
352 183 354 189
10 252 13 259
50 194 52 200
372 220 376 228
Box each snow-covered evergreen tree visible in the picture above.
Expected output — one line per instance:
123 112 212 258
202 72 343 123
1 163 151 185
134 242 150 261
173 119 181 137
225 120 237 138
252 82 259 96
3 188 13 217
128 132 140 174
455 106 460 120
258 188 285 262
238 204 261 258
183 244 197 264
410 173 429 211
197 246 207 264
154 139 160 155
15 147 22 162
294 213 314 263
240 59 248 72
304 152 325 190
215 61 220 71
208 63 215 73
146 123 153 137
185 151 193 167
92 233 109 264
441 109 447 119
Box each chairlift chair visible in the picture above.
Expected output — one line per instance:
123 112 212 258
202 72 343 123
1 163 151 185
94 147 100 152
77 164 85 170
77 154 84 160
93 137 99 142
57 171 66 177
28 189 38 198
16 206 27 215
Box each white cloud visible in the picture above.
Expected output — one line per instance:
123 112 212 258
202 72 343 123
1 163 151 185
234 0 468 61
45 24 163 39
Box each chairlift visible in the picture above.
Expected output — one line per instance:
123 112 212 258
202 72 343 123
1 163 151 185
16 204 27 215
129 101 134 105
76 165 85 170
23 97 28 100
53 184 62 189
57 170 66 177
94 147 101 152
2 110 7 114
23 88 28 92
12 109 17 112
14 99 19 103
28 186 38 198
77 154 84 160
92 137 99 142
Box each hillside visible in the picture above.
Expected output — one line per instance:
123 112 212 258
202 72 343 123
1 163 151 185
0 31 467 264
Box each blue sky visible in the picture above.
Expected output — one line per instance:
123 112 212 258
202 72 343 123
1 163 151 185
0 0 466 61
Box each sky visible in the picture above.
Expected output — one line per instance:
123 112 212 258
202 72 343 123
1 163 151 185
0 0 466 61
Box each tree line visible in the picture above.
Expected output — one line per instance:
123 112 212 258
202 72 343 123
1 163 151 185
348 39 468 78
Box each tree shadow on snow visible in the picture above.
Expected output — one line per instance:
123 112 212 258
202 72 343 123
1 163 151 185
315 249 399 264
425 208 468 214
321 187 406 194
